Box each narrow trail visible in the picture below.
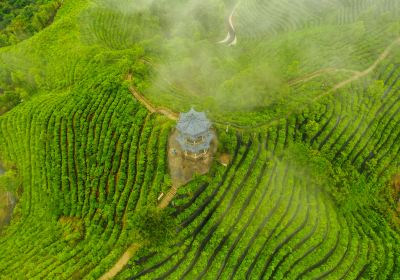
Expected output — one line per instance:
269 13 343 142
219 2 240 46
288 68 360 86
99 244 141 280
218 37 400 130
98 183 177 280
127 75 178 121
98 184 179 280
313 37 400 103
257 38 400 130
129 86 178 121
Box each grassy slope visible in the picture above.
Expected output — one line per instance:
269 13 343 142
0 0 399 279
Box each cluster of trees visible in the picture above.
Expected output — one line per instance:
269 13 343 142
0 0 61 47
0 91 20 115
131 206 176 248
0 0 62 115
0 68 31 115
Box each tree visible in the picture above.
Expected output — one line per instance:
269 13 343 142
131 206 176 248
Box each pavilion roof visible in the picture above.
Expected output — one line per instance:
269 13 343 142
176 108 211 137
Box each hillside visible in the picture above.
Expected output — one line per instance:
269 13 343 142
0 0 399 279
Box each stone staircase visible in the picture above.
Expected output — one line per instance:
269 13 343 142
158 185 178 209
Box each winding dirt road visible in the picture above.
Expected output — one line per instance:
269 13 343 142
98 185 178 280
127 74 178 121
219 37 400 130
312 37 400 103
219 2 240 46
288 67 360 86
129 86 178 120
99 244 141 280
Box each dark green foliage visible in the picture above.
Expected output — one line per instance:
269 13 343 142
131 207 176 248
0 169 20 193
0 0 61 47
0 0 61 115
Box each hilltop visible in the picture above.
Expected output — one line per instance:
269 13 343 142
0 0 400 279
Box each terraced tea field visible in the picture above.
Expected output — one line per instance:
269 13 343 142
0 78 173 278
114 57 400 279
0 0 399 279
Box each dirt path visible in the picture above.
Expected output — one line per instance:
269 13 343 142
98 182 178 280
127 84 178 121
219 2 240 46
289 36 400 89
127 73 178 121
288 67 360 86
312 37 400 103
99 244 141 280
220 37 400 130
